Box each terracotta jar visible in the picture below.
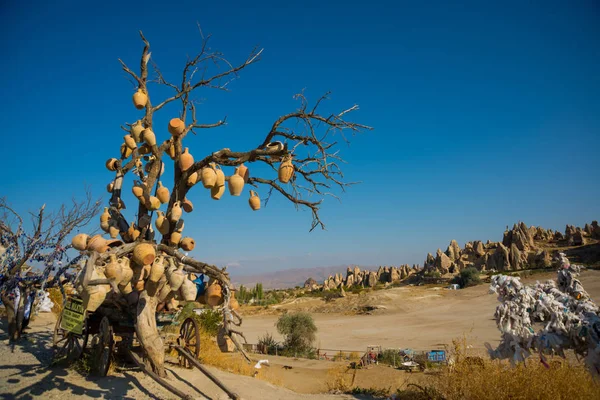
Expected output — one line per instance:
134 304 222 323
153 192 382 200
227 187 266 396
106 181 114 193
149 255 165 283
132 89 148 110
187 171 199 187
169 201 182 222
180 278 198 302
133 243 156 266
170 231 182 246
278 155 294 183
237 163 249 183
104 254 122 282
87 235 109 253
228 170 244 196
180 237 195 251
155 211 170 235
179 147 194 171
120 143 132 159
131 121 144 142
147 196 161 211
166 258 185 291
142 128 156 147
156 181 170 204
182 198 193 213
109 224 119 239
105 158 119 171
168 118 185 136
124 134 137 150
248 190 260 210
100 207 110 223
118 257 134 286
211 184 225 200
157 282 174 303
206 281 223 307
81 268 110 312
100 220 110 233
71 233 89 251
201 163 217 188
215 164 225 187
138 144 152 155
132 184 144 199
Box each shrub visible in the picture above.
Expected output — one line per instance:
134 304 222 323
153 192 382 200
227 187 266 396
257 332 279 355
453 267 481 288
276 311 317 355
176 302 222 336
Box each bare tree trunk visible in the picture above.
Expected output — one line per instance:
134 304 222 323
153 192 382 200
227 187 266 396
1 293 18 342
134 290 166 377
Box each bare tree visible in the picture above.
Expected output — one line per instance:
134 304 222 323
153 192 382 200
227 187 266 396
76 27 372 377
0 188 101 341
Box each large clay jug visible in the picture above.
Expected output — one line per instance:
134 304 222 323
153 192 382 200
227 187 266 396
187 172 199 187
168 118 185 136
131 121 144 142
142 128 156 147
180 237 195 251
180 277 198 301
120 143 132 159
170 201 182 222
118 257 134 286
149 255 165 282
206 281 223 307
100 207 110 223
109 224 119 239
71 233 89 251
82 268 110 312
155 211 170 235
248 190 260 211
166 259 185 291
182 198 193 213
105 158 119 171
104 254 122 282
156 181 170 204
132 181 145 199
214 164 225 187
87 235 109 253
124 134 137 150
228 171 244 196
179 147 194 171
106 181 114 193
147 196 161 211
278 155 294 183
201 163 217 188
133 243 156 266
132 89 147 110
237 163 249 183
170 231 182 246
211 184 225 200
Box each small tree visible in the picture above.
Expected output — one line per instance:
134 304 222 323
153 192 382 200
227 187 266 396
454 267 482 288
276 311 317 355
254 283 264 300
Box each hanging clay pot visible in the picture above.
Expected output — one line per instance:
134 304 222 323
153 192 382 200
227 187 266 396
166 258 185 291
87 235 109 253
104 254 122 282
155 211 170 235
215 166 225 187
71 233 89 251
237 163 249 183
118 257 133 286
132 182 145 199
81 268 110 312
174 219 185 233
180 278 198 302
100 220 110 233
106 181 114 193
120 143 132 159
211 184 225 200
180 237 195 251
206 281 222 307
142 128 156 147
169 201 182 222
182 198 193 213
138 144 152 155
179 147 194 171
278 155 294 184
124 134 137 150
116 198 126 210
170 231 182 247
187 172 199 187
157 282 174 303
228 171 244 196
132 89 148 110
127 222 141 241
133 243 156 266
248 190 260 211
201 163 217 188
131 121 144 142
168 118 185 136
156 181 170 204
106 158 119 171
109 224 120 239
149 255 165 283
146 196 161 211
100 207 110 223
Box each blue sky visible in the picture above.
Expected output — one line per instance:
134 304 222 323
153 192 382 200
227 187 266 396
1 1 598 276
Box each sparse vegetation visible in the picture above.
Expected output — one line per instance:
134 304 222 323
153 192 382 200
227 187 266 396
276 311 317 356
453 267 482 288
257 332 279 355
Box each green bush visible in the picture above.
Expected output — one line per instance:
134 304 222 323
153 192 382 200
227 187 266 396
453 267 482 288
257 332 279 355
276 311 317 355
177 303 222 336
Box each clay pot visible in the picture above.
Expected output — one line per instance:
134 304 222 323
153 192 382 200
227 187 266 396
170 231 182 246
134 279 145 292
237 163 249 183
156 181 170 204
105 158 119 171
87 235 109 253
116 198 126 210
120 143 132 159
81 268 110 312
71 233 89 251
180 237 195 251
215 165 225 187
131 121 144 142
187 172 199 187
128 222 141 241
266 141 284 152
182 198 193 213
124 134 137 150
174 220 185 233
142 128 156 147
118 257 133 286
149 255 165 283
106 181 114 193
228 171 244 196
132 89 148 110
278 156 294 184
104 254 122 281
138 144 152 155
133 243 156 266
100 220 110 233
147 196 161 211
169 201 182 222
100 207 110 223
206 281 222 307
211 184 225 200
166 259 185 291
132 182 145 199
109 224 119 239
179 147 194 171
248 190 260 211
168 118 185 136
180 278 198 302
155 211 170 235
157 283 174 303
201 164 217 188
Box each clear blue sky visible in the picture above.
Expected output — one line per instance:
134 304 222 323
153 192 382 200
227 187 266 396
1 1 598 276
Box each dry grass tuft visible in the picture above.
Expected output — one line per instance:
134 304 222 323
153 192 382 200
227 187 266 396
325 364 354 392
47 287 64 316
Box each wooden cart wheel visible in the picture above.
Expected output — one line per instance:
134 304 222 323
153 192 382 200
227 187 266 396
52 313 89 364
91 316 114 376
178 317 201 368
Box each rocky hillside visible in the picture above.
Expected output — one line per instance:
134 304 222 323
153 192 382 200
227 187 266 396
304 220 600 291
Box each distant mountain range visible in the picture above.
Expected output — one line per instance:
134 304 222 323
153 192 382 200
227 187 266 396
230 264 376 290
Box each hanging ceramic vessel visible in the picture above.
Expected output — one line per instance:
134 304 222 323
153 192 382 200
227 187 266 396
156 181 170 204
81 268 109 312
87 235 109 253
166 258 185 291
132 89 148 110
106 181 114 193
266 141 284 152
131 121 144 142
118 257 133 286
170 231 182 246
180 237 195 251
100 207 110 223
182 198 193 213
120 143 132 159
180 278 198 302
138 144 152 155
179 147 194 171
116 198 126 210
228 171 244 196
214 164 225 187
147 196 161 211
104 254 122 282
124 134 137 150
142 128 156 147
206 281 222 307
105 158 119 171
170 201 182 222
132 243 156 265
201 163 217 188
237 163 249 183
248 190 260 210
155 211 170 235
211 184 225 200
168 118 185 136
157 282 174 303
149 255 165 283
71 233 89 251
132 182 144 199
278 155 294 183
187 171 199 187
